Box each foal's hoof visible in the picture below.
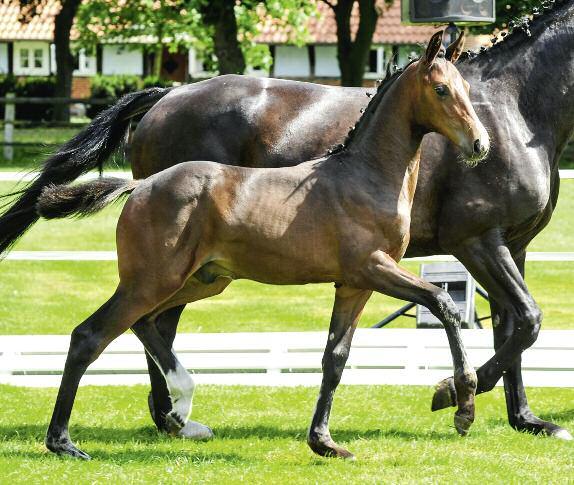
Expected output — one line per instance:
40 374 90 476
454 413 473 437
551 429 573 441
177 420 214 440
46 436 91 460
308 437 355 460
431 377 456 412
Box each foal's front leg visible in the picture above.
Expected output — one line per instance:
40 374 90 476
308 286 372 459
359 251 477 435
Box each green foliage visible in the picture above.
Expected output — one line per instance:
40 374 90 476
233 0 316 71
468 0 544 33
0 74 56 120
76 0 203 54
76 0 317 74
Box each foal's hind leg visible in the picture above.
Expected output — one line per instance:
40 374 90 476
143 275 232 437
145 305 185 430
308 286 372 459
132 319 212 439
45 289 150 459
357 251 477 436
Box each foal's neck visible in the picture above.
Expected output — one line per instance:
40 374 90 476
343 77 424 196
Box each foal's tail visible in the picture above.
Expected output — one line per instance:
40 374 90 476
0 87 170 255
37 178 140 220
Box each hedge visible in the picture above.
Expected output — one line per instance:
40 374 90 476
0 75 56 121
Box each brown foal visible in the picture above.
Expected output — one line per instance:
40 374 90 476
38 31 489 460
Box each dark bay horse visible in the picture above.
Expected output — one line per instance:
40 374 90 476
37 32 488 460
0 1 572 440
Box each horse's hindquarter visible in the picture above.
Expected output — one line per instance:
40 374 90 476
130 75 369 177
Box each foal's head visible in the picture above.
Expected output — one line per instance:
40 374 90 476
407 31 490 166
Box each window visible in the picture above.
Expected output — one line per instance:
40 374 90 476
364 46 385 78
20 48 29 68
14 42 49 75
19 48 44 69
33 49 43 68
367 49 378 73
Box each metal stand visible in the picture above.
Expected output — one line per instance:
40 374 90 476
445 22 460 46
372 286 491 329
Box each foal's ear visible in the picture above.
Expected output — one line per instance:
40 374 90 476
424 30 444 65
446 31 465 63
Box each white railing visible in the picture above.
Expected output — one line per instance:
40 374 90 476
1 329 573 388
1 170 573 182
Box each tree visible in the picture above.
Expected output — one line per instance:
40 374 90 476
77 0 316 77
321 0 391 87
7 0 83 121
77 0 203 78
469 0 542 34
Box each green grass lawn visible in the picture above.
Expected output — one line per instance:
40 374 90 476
1 384 572 483
0 260 572 334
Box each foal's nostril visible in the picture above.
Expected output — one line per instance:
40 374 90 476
473 139 482 154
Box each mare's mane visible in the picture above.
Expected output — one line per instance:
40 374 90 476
460 0 572 63
327 0 572 156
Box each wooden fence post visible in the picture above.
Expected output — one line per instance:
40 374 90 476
3 92 15 161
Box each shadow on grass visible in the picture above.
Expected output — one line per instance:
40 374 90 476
0 422 457 447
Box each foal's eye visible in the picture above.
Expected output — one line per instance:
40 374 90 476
434 85 449 97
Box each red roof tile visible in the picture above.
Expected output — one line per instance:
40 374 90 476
0 2 60 41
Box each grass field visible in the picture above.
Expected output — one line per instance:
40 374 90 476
0 179 572 334
1 384 573 483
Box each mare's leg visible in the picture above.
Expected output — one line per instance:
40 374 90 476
145 305 185 431
358 251 477 435
498 253 571 439
432 239 571 438
307 286 372 459
45 289 150 459
132 318 212 439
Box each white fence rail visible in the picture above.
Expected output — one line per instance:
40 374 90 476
1 170 573 183
1 329 573 388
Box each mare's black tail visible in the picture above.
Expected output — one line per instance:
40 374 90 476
37 178 140 220
0 87 170 255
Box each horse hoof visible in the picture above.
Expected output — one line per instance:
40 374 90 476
46 437 91 460
431 377 456 412
308 438 355 460
551 428 573 441
454 414 473 436
177 420 214 440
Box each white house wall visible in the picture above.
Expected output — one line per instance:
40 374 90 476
274 46 309 77
315 45 339 77
0 43 8 74
102 45 143 75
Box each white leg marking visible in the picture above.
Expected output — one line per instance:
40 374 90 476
165 364 194 426
553 429 573 441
